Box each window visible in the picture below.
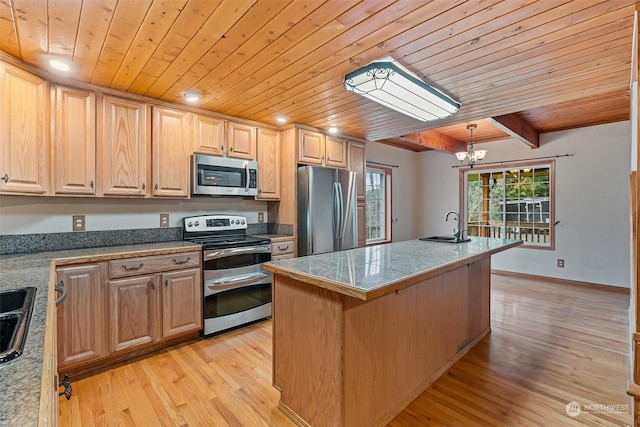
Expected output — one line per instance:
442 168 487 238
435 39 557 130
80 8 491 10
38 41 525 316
365 167 391 243
462 161 554 249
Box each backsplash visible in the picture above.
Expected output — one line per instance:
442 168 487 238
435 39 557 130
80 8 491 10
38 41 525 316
0 223 293 255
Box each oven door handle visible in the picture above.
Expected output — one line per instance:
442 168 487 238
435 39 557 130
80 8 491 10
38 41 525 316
207 272 269 293
205 246 271 259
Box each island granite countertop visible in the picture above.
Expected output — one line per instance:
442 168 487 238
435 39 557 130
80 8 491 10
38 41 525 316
264 237 522 300
0 241 201 427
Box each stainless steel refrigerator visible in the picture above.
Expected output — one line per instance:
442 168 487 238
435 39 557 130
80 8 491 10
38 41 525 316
297 165 358 256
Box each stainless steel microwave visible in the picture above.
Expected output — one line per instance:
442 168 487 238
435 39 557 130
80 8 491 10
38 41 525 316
192 154 258 197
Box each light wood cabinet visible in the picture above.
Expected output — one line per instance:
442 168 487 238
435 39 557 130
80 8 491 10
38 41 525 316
0 62 50 194
357 203 366 247
227 121 256 160
52 85 96 195
56 264 104 368
193 114 225 156
152 107 191 197
271 238 294 260
325 136 348 168
348 141 366 202
162 268 202 337
298 129 325 165
256 127 280 200
98 95 150 197
109 275 159 353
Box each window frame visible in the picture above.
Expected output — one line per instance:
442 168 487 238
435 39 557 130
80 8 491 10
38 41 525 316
365 165 392 245
458 160 556 250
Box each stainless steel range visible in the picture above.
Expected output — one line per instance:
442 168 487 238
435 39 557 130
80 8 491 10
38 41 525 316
183 214 272 336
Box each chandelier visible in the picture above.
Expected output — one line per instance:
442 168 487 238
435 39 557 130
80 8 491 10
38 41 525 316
455 124 487 168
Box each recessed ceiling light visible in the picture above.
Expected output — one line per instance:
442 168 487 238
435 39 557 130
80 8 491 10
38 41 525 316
328 127 339 134
48 58 70 72
275 116 288 124
182 91 202 103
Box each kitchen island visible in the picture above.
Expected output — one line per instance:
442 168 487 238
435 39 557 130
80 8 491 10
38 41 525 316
264 237 521 427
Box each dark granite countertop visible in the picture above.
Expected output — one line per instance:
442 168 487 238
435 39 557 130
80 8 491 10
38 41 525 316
0 241 201 427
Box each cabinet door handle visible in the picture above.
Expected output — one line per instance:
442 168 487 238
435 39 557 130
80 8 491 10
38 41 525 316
172 257 191 265
1 174 8 183
277 244 289 251
142 183 146 190
164 279 169 287
150 282 156 290
155 183 158 190
90 180 94 189
258 189 262 194
229 146 234 152
55 280 67 306
122 263 144 271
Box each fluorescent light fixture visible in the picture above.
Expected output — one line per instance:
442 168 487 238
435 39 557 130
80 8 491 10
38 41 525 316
343 61 460 122
275 115 288 124
182 91 202 103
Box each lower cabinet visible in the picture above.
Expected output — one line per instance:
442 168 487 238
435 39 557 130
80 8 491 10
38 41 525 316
56 250 202 374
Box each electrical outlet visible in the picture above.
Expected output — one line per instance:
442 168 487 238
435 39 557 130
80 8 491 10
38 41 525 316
258 212 264 223
72 215 85 232
160 213 170 228
557 259 565 268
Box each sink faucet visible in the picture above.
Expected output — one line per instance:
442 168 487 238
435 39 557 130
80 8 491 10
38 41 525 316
445 210 464 242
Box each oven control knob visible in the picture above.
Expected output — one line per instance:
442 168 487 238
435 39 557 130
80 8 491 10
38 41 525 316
241 220 245 225
231 220 235 224
194 221 199 226
187 222 192 227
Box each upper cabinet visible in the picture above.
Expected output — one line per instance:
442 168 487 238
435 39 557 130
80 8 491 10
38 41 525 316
52 86 96 196
152 107 191 198
297 129 347 169
193 114 225 156
227 121 256 160
348 141 366 202
97 95 151 197
0 62 50 195
256 127 280 200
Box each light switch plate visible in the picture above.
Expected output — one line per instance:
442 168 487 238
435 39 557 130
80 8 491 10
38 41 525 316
73 215 85 232
557 259 565 268
160 213 170 228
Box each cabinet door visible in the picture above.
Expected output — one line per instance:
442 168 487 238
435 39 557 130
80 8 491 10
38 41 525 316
298 129 324 165
193 114 225 156
161 269 202 338
56 264 104 368
0 62 49 194
52 86 96 195
108 275 159 352
152 107 191 197
325 136 347 169
357 203 366 247
256 128 280 200
98 95 150 197
348 141 366 202
227 122 256 160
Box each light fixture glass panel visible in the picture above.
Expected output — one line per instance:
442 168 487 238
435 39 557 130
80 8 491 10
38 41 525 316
475 150 487 160
344 62 460 122
455 151 467 161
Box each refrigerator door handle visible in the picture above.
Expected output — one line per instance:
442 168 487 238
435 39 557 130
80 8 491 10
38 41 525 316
332 182 341 237
337 182 345 239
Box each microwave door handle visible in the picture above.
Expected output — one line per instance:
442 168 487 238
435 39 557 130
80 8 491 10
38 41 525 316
205 246 270 259
207 272 269 293
245 164 250 192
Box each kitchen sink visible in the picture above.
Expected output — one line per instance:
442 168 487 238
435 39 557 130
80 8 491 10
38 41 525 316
0 287 36 363
419 236 471 244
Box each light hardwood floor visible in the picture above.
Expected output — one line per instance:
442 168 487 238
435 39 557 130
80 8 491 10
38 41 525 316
59 274 631 426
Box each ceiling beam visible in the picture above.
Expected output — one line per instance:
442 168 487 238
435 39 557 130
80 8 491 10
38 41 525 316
487 114 540 148
400 129 467 153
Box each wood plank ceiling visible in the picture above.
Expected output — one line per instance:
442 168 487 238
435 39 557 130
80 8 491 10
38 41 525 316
0 0 635 152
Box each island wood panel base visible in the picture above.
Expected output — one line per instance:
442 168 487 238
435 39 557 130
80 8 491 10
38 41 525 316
273 257 491 427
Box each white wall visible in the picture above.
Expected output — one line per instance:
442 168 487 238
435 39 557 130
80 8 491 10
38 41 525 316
365 142 419 242
418 121 631 288
0 196 268 234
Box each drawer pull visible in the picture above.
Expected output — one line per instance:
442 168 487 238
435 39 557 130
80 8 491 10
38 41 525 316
277 244 290 251
172 257 191 265
122 263 144 271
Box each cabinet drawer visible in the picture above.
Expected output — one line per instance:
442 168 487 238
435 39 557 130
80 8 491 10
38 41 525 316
109 251 201 279
271 253 294 262
271 240 294 256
